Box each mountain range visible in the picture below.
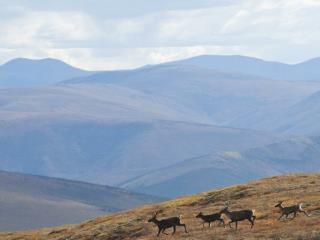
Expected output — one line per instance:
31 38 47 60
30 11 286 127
0 55 320 199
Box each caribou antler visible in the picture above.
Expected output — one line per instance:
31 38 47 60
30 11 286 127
154 210 163 217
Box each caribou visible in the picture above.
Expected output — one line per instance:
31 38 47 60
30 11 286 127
148 211 188 236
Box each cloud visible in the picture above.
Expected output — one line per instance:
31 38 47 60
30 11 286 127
1 0 320 69
0 10 100 48
4 0 237 18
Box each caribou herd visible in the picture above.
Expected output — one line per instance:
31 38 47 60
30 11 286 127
148 201 311 236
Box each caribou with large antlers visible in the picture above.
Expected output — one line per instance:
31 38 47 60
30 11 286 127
147 211 188 236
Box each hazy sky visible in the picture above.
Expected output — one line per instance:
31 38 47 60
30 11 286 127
1 0 320 70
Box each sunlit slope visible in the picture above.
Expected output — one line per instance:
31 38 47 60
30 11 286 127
2 174 319 240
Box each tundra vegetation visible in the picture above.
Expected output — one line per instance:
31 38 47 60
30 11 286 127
0 174 319 240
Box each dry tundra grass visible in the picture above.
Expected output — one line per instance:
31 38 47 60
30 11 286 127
0 173 319 240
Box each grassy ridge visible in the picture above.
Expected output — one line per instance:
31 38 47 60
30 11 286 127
1 173 319 240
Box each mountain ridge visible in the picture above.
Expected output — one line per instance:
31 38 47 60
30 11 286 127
161 54 320 82
0 58 93 87
120 135 320 197
3 54 320 88
0 170 163 231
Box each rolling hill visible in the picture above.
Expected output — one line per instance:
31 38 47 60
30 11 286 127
0 82 284 185
65 55 320 84
1 174 319 240
164 55 320 82
62 63 320 126
1 55 320 198
0 116 280 185
231 90 320 135
0 58 92 87
0 170 162 231
120 136 320 197
63 56 320 134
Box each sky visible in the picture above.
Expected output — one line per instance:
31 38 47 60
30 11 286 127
1 0 320 70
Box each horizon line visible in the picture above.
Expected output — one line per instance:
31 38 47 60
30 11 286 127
1 54 319 72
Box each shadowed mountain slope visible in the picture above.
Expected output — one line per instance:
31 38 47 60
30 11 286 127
62 64 320 126
0 170 163 231
1 55 320 198
120 136 320 197
0 83 283 185
231 90 320 135
0 118 280 185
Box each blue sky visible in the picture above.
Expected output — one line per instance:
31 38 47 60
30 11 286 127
1 0 320 70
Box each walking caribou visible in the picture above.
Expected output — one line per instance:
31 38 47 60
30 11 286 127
148 211 188 236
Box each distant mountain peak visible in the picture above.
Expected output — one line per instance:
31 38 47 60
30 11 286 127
298 56 320 66
0 57 92 87
169 54 286 65
2 57 78 68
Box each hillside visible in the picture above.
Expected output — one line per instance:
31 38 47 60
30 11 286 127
62 56 320 135
164 55 320 82
121 136 320 197
65 55 320 83
0 84 283 185
0 170 162 231
1 174 319 240
232 90 320 135
62 64 320 126
0 58 92 87
1 55 320 199
0 118 279 185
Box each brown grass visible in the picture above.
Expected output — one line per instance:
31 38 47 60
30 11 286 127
1 173 319 240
